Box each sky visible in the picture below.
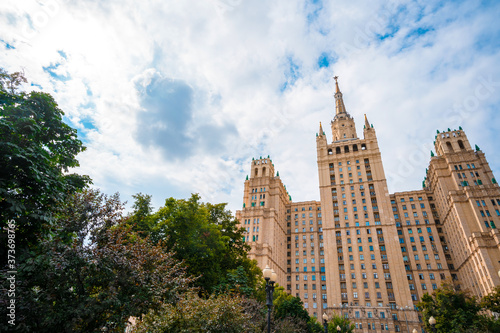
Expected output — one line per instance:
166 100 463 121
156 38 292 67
1 0 500 215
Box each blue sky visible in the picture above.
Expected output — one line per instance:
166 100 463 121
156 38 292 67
1 0 500 214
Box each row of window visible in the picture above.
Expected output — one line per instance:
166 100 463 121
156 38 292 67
393 196 424 203
295 234 324 240
405 264 445 271
288 250 325 257
394 211 428 219
289 206 321 212
336 228 383 236
294 258 325 264
294 283 326 290
293 266 326 273
338 254 385 261
292 274 326 281
355 323 390 331
454 163 476 170
479 210 500 217
338 263 390 271
396 219 430 227
243 218 260 224
340 273 391 280
327 144 368 154
293 227 323 233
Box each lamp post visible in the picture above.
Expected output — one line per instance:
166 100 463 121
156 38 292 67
336 325 341 332
429 316 436 333
322 313 328 333
263 265 277 333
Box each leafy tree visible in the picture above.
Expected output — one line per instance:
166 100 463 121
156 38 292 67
0 189 193 332
0 69 89 255
274 295 309 323
482 286 500 314
307 316 325 333
126 192 154 236
327 314 355 333
214 265 257 297
136 193 261 294
273 316 308 333
131 292 264 333
417 282 487 333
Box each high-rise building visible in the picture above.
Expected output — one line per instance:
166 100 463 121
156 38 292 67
236 78 500 332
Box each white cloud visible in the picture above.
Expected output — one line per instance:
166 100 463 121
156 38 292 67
1 0 499 213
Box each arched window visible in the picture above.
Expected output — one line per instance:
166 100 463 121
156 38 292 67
446 142 454 152
328 149 333 155
262 167 266 176
344 146 349 153
361 144 367 150
336 147 341 154
254 168 258 177
458 140 465 149
353 144 358 152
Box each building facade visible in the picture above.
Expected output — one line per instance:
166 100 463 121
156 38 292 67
236 78 500 332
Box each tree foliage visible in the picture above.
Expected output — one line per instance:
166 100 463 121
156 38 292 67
482 286 500 314
327 314 355 333
0 189 193 332
129 193 261 295
131 292 265 333
0 69 89 253
417 282 489 333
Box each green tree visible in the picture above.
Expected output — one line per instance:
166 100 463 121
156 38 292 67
0 69 89 254
482 286 500 314
417 282 487 333
141 194 260 294
126 192 154 236
0 189 193 333
131 292 264 333
327 313 355 333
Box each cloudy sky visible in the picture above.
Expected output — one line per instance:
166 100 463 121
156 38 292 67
1 0 500 214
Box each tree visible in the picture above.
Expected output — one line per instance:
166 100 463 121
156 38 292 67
417 282 487 333
131 292 264 333
327 314 355 333
126 192 154 236
0 69 89 254
135 193 261 295
0 189 193 333
482 286 500 314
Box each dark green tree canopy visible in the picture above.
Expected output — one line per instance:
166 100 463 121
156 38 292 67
0 69 89 250
0 189 193 333
417 282 491 333
128 193 261 295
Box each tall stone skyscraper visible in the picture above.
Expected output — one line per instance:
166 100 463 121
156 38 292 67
236 78 500 332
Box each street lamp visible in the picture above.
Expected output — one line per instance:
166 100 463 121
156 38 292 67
263 265 276 333
337 325 341 332
429 316 436 333
322 313 328 333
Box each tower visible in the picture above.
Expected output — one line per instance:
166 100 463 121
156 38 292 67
235 156 290 287
317 79 417 331
425 129 500 297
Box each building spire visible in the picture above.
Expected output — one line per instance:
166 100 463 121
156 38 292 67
319 121 323 135
364 114 370 129
333 76 347 115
